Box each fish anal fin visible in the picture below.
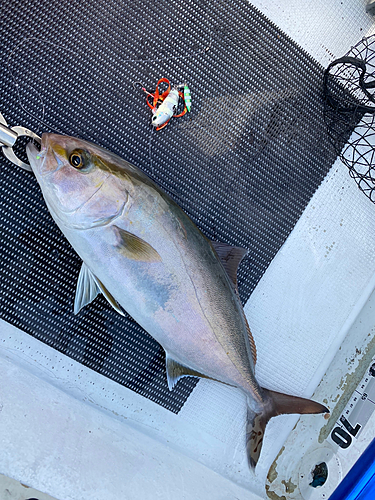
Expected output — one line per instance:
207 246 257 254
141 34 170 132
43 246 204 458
210 240 248 288
114 225 161 262
246 390 329 469
165 354 211 391
74 262 124 316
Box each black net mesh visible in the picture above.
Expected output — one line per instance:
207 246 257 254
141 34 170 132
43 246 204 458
324 35 375 202
1 0 342 412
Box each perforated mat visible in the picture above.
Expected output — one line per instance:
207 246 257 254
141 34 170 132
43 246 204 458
0 0 342 412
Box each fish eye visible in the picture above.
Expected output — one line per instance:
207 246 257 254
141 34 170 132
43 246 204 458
69 150 86 169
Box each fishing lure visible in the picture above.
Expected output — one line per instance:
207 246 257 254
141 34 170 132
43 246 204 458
135 78 191 130
183 84 191 112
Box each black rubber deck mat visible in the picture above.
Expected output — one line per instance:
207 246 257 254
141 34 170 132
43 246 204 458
0 0 341 412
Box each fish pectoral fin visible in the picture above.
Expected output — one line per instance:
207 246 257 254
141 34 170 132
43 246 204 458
165 354 211 391
113 225 161 262
210 240 248 289
74 262 125 316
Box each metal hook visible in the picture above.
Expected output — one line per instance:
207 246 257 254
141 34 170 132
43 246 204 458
132 81 155 98
0 111 41 171
132 81 145 91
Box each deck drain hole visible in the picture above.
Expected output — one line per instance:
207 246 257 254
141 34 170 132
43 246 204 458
309 462 328 488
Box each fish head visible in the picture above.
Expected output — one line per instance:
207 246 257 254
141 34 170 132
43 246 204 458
26 133 129 229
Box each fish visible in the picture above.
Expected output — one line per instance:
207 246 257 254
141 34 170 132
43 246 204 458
26 134 328 468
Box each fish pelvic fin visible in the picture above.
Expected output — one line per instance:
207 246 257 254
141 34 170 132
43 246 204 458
246 389 329 469
74 262 125 316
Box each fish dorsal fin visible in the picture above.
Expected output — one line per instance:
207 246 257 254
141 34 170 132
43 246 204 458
211 241 257 364
210 240 257 365
165 354 212 391
113 225 161 262
242 311 257 365
74 262 124 316
210 240 248 288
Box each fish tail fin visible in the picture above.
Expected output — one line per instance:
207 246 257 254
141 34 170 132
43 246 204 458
246 389 329 469
246 409 268 469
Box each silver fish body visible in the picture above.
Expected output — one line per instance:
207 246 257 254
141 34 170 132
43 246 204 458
26 134 328 468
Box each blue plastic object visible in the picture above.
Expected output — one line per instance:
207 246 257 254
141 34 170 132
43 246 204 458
329 437 375 500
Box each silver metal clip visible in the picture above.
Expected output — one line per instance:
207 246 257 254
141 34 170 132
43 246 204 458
0 111 41 171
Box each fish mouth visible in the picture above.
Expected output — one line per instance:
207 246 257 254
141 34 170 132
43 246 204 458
26 140 45 175
26 133 65 176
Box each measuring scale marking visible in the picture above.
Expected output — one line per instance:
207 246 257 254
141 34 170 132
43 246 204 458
328 356 375 450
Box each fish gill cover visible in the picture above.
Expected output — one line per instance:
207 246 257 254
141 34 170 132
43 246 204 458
0 0 343 411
